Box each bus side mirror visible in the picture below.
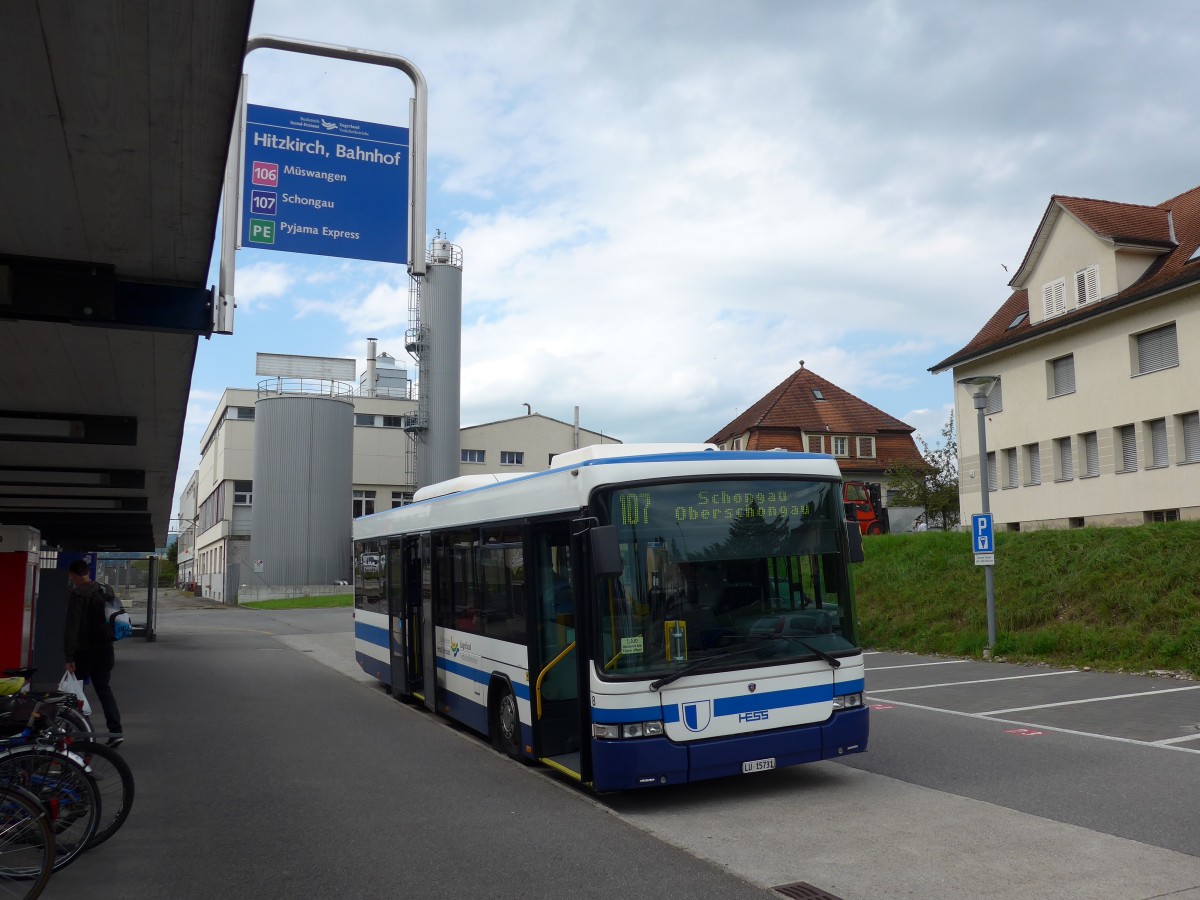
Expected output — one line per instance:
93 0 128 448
590 525 623 576
845 522 865 564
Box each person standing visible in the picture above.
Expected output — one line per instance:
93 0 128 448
64 559 123 746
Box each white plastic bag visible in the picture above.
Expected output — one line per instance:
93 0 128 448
59 670 92 716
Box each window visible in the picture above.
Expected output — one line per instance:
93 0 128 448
235 406 255 420
812 389 825 400
1004 447 1018 488
1081 432 1099 478
382 416 405 428
1042 278 1066 318
233 480 253 505
857 436 876 458
1049 355 1075 397
732 438 741 451
1134 323 1179 375
807 435 824 454
1075 264 1099 305
1181 412 1200 463
500 451 524 466
832 436 848 457
986 451 997 491
1146 509 1180 524
1056 437 1073 481
391 491 412 508
461 449 485 464
1024 443 1041 486
355 414 376 427
1147 418 1168 468
985 378 1003 414
353 490 376 518
1117 424 1137 473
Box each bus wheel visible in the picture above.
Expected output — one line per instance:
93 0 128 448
493 685 522 760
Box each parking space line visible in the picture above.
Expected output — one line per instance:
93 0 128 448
979 683 1200 716
1152 733 1200 746
869 670 1080 693
867 696 1200 755
868 660 970 672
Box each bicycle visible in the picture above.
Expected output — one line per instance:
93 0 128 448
0 783 54 900
0 670 91 739
0 692 132 851
0 703 100 872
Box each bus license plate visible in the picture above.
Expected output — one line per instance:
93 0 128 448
742 757 776 774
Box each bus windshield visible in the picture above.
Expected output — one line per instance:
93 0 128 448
591 478 858 681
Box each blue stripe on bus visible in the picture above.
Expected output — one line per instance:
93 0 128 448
835 678 865 695
354 620 390 650
593 680 853 725
436 656 531 702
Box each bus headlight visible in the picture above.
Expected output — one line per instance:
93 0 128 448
594 721 665 740
833 692 864 710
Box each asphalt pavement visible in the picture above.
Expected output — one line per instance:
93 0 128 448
38 591 1200 900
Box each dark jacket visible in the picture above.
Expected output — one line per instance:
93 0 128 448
64 581 113 661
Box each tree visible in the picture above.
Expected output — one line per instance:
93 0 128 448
886 412 960 531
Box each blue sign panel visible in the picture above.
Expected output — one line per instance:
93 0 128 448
971 514 994 553
241 105 409 264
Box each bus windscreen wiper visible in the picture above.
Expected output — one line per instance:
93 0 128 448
649 635 841 692
650 639 783 691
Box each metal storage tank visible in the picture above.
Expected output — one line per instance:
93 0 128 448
250 384 353 586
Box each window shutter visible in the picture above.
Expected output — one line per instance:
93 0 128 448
985 378 1003 414
1076 265 1099 304
1120 424 1137 472
1083 432 1099 477
1027 444 1041 484
1051 356 1075 396
1183 412 1200 463
1005 448 1017 488
1057 437 1073 480
1136 324 1179 374
987 452 997 491
1150 419 1168 467
1043 279 1066 317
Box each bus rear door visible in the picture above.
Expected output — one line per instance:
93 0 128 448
387 536 425 701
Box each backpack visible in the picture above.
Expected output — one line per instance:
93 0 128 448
98 583 133 641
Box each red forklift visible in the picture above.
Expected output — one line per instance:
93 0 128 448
843 481 888 535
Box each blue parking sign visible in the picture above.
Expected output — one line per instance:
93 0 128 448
972 514 994 553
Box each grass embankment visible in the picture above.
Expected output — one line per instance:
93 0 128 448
240 594 353 610
854 521 1200 677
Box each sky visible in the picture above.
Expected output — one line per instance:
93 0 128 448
176 0 1200 514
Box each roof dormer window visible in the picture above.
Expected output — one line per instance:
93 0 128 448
1042 278 1066 318
1075 265 1099 305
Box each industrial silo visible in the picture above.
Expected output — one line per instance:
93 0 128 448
250 379 353 587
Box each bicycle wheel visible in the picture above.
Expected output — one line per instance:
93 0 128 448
0 747 98 872
74 741 133 848
0 784 53 899
53 706 92 738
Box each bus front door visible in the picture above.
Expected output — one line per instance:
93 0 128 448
387 537 424 701
530 522 582 775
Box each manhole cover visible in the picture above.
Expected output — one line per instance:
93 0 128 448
772 881 845 900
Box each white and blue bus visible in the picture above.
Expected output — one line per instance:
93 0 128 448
353 443 868 791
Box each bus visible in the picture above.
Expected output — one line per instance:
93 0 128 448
352 443 868 791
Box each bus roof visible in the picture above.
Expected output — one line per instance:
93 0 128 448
354 444 844 542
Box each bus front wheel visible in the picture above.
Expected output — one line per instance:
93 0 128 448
493 685 522 760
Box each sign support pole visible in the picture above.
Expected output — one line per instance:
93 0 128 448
218 35 429 325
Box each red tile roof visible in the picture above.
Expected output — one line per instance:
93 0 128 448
707 366 926 470
933 184 1200 373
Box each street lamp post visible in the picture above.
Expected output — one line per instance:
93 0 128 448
958 375 999 658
